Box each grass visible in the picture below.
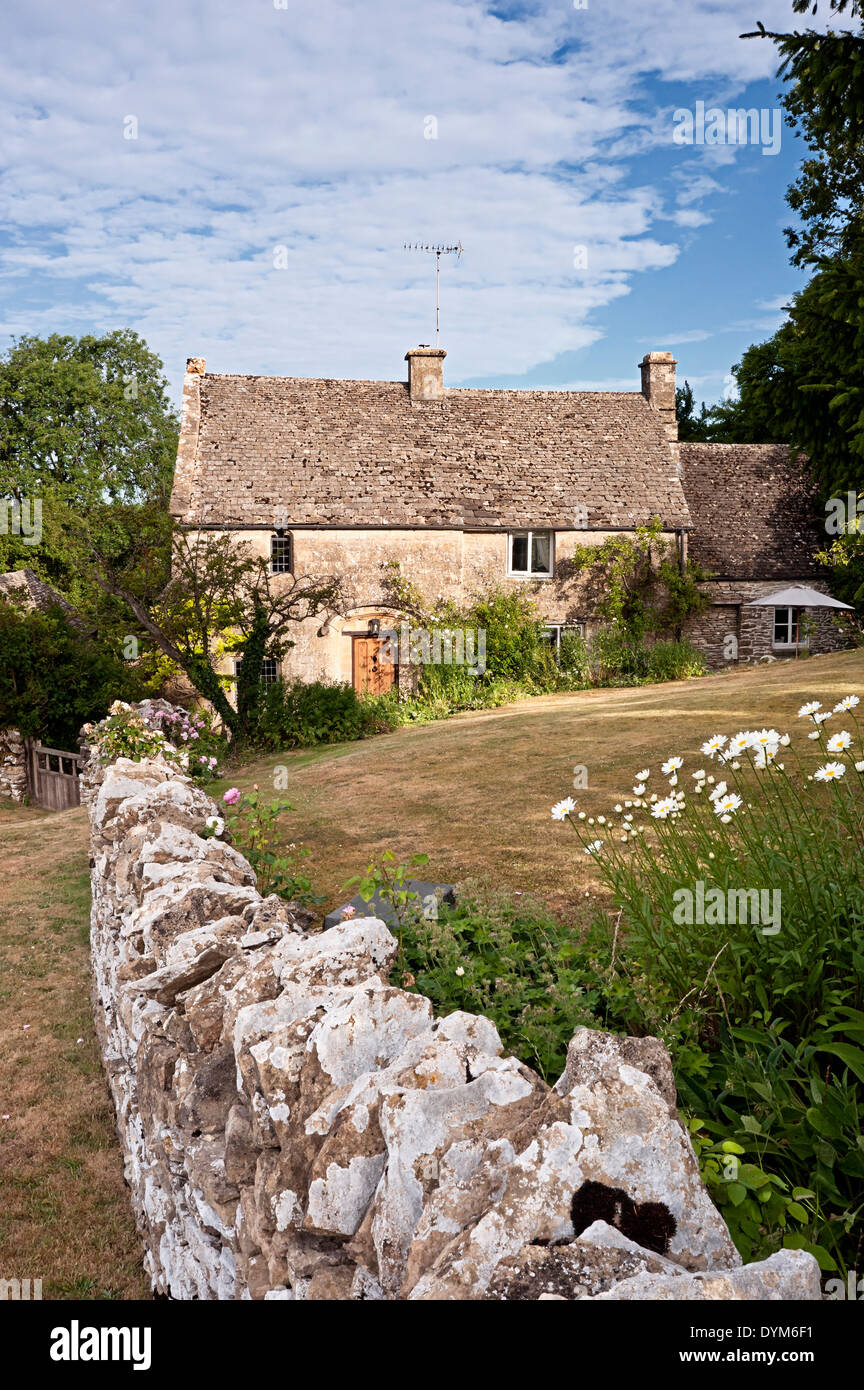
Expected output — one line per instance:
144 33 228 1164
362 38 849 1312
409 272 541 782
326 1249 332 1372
217 648 864 922
0 803 148 1300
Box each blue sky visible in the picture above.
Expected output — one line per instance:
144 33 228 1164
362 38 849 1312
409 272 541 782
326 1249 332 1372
0 0 840 406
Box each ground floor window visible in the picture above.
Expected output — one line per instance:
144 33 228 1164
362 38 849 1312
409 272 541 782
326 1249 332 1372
772 607 806 648
541 622 585 651
234 656 280 684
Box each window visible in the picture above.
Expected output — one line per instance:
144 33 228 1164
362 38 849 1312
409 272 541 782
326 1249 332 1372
270 533 292 574
541 622 585 651
772 607 805 648
234 656 280 684
508 530 553 577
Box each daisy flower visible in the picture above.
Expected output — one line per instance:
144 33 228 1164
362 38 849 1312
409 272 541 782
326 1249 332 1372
815 762 846 782
701 735 727 759
834 696 860 713
713 792 743 817
798 701 821 718
826 731 853 754
551 798 577 821
727 733 751 756
814 711 833 725
749 728 781 750
651 797 677 820
633 783 646 796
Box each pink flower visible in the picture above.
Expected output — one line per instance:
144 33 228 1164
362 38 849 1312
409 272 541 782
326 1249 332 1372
223 788 241 805
341 905 357 919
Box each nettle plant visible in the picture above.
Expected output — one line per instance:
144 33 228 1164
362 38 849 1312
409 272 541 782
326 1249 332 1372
553 693 864 1275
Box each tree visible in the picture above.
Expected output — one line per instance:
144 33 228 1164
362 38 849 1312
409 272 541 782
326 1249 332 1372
0 330 178 625
675 382 714 441
744 2 864 266
0 601 142 747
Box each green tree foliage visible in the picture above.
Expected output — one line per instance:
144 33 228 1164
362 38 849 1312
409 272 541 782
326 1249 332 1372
0 602 142 747
675 381 714 442
0 330 179 619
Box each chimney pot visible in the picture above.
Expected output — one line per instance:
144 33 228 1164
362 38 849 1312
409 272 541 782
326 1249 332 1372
639 351 677 439
186 356 206 376
405 346 446 401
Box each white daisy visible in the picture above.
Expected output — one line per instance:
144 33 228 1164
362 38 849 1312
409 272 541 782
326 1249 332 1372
636 769 649 782
814 711 833 725
713 793 743 817
749 728 781 749
633 783 646 796
701 735 727 758
728 733 751 756
661 757 683 775
798 702 821 718
651 797 677 819
826 731 853 753
551 798 576 820
834 696 860 712
814 762 846 782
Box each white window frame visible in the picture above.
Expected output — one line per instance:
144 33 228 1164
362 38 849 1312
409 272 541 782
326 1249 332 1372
507 529 554 579
772 607 807 649
541 622 585 651
234 655 281 684
269 532 292 574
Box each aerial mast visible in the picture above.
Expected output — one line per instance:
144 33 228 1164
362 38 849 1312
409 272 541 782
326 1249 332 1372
403 241 463 346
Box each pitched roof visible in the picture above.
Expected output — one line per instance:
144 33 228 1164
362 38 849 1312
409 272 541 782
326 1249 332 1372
0 569 81 620
170 373 692 531
679 443 825 580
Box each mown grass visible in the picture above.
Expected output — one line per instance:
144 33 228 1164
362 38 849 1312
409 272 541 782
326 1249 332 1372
0 806 148 1300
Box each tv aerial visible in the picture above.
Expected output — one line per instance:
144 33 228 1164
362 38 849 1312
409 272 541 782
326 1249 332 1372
403 241 463 346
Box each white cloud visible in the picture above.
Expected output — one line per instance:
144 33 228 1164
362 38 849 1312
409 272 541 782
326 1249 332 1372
0 0 836 394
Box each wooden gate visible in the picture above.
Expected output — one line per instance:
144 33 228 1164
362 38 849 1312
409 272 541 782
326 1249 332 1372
352 637 396 696
29 743 83 811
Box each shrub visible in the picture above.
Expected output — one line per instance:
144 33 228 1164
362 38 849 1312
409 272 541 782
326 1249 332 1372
0 601 142 747
254 678 401 748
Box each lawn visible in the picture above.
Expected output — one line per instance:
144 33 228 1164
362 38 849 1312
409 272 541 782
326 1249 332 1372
2 646 863 1297
216 648 864 922
0 802 147 1300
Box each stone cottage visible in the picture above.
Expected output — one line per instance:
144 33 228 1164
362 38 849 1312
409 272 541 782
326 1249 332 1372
169 348 845 692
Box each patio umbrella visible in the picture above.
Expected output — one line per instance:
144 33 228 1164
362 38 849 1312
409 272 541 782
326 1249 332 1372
744 586 854 659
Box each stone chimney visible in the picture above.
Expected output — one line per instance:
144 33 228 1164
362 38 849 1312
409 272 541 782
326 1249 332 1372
639 351 677 439
405 346 446 401
186 356 206 375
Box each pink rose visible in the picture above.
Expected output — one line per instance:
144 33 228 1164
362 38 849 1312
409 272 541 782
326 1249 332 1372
223 787 241 805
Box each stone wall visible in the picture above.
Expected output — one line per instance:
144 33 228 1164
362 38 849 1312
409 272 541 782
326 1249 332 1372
86 737 821 1300
0 728 28 802
687 580 851 671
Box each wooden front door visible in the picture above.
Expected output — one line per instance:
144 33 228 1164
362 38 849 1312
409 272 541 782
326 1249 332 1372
352 637 395 696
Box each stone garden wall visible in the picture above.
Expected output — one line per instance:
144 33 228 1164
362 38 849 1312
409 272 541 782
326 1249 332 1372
0 728 28 802
85 729 821 1300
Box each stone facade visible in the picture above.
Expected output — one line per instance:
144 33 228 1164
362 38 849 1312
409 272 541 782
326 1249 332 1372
85 714 822 1301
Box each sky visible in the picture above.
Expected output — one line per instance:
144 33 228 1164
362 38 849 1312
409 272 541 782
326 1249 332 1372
0 0 842 405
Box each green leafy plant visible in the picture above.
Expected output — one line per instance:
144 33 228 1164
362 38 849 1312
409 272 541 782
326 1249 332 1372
219 787 313 901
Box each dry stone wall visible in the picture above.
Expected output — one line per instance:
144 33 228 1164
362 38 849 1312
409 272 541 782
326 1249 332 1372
0 728 28 802
86 734 821 1301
